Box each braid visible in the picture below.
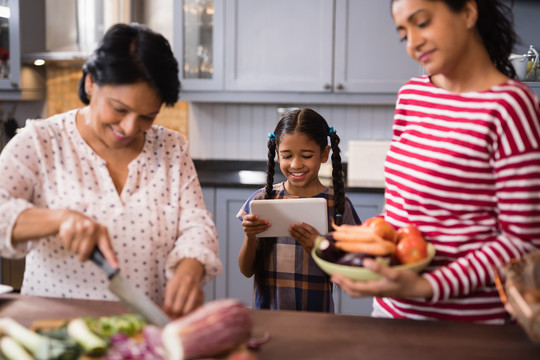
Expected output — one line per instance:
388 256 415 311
265 138 276 199
255 137 277 297
329 131 345 226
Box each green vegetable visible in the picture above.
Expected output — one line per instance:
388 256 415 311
0 318 74 360
0 336 33 360
67 318 107 357
83 314 146 338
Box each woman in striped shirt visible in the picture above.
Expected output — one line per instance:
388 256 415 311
331 0 540 323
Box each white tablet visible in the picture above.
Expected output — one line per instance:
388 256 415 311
249 198 328 237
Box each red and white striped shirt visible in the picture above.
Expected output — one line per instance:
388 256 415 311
375 76 540 324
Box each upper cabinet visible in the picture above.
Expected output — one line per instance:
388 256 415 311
0 0 20 92
0 0 44 101
224 0 334 93
174 0 422 104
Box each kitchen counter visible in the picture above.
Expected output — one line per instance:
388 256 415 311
193 160 384 193
0 294 538 359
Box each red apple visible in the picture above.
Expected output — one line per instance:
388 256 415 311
397 224 423 242
395 225 428 265
363 217 398 243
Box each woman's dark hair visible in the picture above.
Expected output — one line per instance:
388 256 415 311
391 0 517 78
78 23 180 106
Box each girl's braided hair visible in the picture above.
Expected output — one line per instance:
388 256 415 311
255 108 346 295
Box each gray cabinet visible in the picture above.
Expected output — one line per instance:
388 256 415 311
334 0 420 94
174 0 421 104
202 184 386 316
0 0 20 93
335 191 384 315
224 0 334 92
0 0 45 100
201 187 254 306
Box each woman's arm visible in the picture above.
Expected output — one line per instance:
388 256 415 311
12 207 119 267
11 208 67 243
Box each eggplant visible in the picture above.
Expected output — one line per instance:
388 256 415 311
336 253 392 267
335 252 375 267
314 235 345 263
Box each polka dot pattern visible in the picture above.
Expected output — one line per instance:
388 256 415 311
0 110 222 303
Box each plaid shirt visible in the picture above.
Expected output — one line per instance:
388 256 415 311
237 183 360 312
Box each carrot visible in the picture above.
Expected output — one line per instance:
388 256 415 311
331 224 371 233
335 239 396 255
332 230 383 243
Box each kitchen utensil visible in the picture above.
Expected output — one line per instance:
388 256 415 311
524 45 539 82
510 53 528 80
90 248 171 327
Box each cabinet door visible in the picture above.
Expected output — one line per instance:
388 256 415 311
336 191 384 315
201 187 216 302
174 0 225 91
0 0 20 91
215 188 257 306
334 0 422 93
224 0 334 92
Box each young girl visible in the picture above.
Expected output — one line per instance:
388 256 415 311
237 108 361 312
332 0 540 324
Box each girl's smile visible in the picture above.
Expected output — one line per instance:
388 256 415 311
276 131 330 197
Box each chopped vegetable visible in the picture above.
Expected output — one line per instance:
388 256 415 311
0 336 34 360
0 318 74 360
104 332 165 360
67 318 108 357
83 314 146 338
162 299 253 360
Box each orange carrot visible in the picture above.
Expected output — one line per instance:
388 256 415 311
332 230 382 243
335 240 396 255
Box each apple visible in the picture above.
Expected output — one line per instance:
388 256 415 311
362 217 398 243
395 225 428 265
397 224 423 242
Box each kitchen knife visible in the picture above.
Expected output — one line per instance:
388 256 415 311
90 248 171 327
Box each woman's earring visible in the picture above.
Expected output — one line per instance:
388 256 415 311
85 89 91 99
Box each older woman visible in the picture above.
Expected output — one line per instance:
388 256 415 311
0 23 222 318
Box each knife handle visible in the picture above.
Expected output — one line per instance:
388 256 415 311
90 247 120 279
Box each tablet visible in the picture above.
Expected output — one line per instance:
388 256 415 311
249 198 328 237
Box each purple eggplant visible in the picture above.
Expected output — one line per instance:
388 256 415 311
335 252 375 267
315 235 345 262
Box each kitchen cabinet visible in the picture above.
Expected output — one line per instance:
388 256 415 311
201 184 385 316
174 0 421 104
0 0 44 100
0 0 20 92
338 191 384 315
213 187 255 306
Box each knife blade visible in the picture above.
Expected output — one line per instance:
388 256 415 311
90 248 171 327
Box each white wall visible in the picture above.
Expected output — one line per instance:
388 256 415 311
188 103 396 161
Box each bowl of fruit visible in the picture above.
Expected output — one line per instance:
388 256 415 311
312 218 435 281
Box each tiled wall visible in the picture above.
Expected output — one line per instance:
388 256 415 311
188 102 396 161
45 64 189 138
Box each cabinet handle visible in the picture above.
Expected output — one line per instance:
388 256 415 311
336 83 344 90
323 83 331 90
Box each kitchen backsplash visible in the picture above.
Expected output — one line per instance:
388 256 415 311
45 65 189 138
188 102 396 161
